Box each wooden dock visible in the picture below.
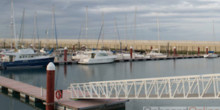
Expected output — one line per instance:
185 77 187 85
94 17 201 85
115 55 204 62
0 76 128 110
54 55 205 65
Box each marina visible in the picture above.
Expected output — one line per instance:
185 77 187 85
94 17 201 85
1 58 220 110
1 0 220 110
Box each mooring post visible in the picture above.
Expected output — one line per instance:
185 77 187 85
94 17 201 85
173 47 176 56
46 62 55 110
206 47 208 54
130 46 133 59
64 47 67 62
198 47 200 56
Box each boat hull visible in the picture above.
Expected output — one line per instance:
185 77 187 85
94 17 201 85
204 54 218 58
78 57 115 64
0 57 54 69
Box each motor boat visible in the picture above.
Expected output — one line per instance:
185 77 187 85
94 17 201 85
78 50 116 64
72 51 88 61
204 51 218 58
0 48 54 69
147 49 167 58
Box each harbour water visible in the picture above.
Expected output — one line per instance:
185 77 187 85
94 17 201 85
1 58 220 110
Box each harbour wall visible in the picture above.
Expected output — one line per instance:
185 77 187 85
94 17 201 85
1 38 220 54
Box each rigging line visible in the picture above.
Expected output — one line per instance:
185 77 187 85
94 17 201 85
96 23 104 49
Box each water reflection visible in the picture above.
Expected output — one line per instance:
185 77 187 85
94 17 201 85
1 58 220 110
64 65 67 78
129 62 132 73
0 68 46 88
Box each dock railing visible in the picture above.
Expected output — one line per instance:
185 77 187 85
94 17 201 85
69 73 220 99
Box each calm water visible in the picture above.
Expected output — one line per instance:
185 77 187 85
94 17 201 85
1 58 220 110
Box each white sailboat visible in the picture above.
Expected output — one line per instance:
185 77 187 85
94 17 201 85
117 7 149 59
204 20 218 58
72 6 89 61
147 16 167 58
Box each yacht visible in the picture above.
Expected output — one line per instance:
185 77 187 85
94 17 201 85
116 53 130 59
204 51 218 58
0 48 54 69
72 51 88 61
78 50 116 64
147 49 167 58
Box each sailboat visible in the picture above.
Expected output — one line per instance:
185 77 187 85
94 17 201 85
204 20 218 58
116 7 149 59
147 16 167 58
0 0 54 69
78 11 117 64
72 6 89 61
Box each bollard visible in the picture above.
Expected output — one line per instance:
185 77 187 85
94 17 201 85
46 62 55 110
130 46 133 59
150 46 153 51
64 47 67 62
173 47 176 56
206 47 208 54
198 47 200 56
72 45 75 51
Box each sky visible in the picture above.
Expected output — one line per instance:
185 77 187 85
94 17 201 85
1 0 220 41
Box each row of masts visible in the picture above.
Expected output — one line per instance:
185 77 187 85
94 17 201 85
80 6 162 53
10 1 216 51
10 0 58 50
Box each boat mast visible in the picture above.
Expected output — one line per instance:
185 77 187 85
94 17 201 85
52 5 58 49
133 7 137 49
157 16 161 53
213 19 215 41
114 18 121 51
33 12 38 49
101 12 104 49
11 0 18 49
45 27 49 48
125 14 128 47
78 23 83 50
19 8 25 48
36 12 40 49
85 6 88 47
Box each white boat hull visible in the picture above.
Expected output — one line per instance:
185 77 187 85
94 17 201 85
204 54 218 58
78 57 115 64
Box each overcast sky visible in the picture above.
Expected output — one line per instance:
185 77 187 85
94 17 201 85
1 0 220 41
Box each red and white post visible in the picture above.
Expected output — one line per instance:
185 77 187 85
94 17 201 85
206 47 208 54
130 46 133 59
46 62 55 110
64 47 68 62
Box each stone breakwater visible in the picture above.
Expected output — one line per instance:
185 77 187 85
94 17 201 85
1 38 220 53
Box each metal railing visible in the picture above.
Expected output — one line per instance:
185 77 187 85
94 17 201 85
69 74 220 99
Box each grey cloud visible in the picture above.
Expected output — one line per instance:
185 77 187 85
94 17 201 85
1 0 220 41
